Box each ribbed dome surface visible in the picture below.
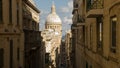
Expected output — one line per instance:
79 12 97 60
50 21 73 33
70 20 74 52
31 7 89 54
46 4 62 24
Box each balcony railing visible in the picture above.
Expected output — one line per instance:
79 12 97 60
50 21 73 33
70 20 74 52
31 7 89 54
86 0 103 12
73 0 78 8
72 2 78 14
74 4 78 8
77 15 85 23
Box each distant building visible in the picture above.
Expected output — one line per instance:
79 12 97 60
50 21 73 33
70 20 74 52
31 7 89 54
60 30 72 68
65 30 72 68
71 0 120 68
60 41 67 68
41 3 62 68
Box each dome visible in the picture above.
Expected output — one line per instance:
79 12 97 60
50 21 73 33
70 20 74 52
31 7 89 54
45 3 62 24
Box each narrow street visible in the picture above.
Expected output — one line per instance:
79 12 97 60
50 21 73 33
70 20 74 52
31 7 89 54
0 0 120 68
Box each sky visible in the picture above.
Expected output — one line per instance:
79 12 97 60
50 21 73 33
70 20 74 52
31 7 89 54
34 0 73 36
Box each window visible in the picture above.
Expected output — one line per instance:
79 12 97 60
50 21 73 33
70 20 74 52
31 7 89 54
90 25 93 49
0 0 2 22
17 2 19 25
86 62 88 68
77 29 79 41
35 22 36 30
86 26 88 47
0 48 4 67
97 17 103 50
91 0 94 4
83 26 85 45
45 53 50 64
32 21 34 30
17 48 20 60
10 40 13 68
110 16 117 53
90 65 92 68
9 0 12 23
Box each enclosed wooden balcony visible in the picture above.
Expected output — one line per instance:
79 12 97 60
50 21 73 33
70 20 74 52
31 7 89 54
86 0 103 18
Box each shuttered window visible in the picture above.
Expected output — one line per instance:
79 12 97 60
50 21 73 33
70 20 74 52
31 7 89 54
10 40 13 68
0 0 2 22
9 0 12 23
0 48 4 67
110 16 117 53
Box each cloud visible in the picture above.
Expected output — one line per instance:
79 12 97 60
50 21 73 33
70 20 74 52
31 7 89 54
60 0 73 33
39 19 45 30
40 10 49 15
68 0 73 10
39 10 49 30
60 0 73 13
60 7 69 13
63 16 73 24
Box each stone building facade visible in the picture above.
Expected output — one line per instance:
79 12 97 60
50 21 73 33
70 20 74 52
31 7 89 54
22 0 42 68
0 0 43 68
71 0 85 68
0 0 24 68
65 30 72 68
72 0 120 68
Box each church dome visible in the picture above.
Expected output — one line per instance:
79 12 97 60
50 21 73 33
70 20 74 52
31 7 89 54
45 4 62 24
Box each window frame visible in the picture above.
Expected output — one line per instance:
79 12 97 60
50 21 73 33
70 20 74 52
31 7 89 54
0 48 4 67
10 40 13 68
90 24 93 49
17 1 19 25
0 0 3 22
96 17 103 51
110 15 117 53
9 0 12 23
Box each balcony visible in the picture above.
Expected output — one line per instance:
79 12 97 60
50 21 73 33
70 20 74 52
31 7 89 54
77 15 85 23
72 3 78 14
72 15 85 27
77 15 85 25
86 0 103 18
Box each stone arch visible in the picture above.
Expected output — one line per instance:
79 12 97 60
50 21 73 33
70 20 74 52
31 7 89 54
109 3 120 16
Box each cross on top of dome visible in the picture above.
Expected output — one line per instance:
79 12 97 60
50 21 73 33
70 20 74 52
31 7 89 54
51 1 56 14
